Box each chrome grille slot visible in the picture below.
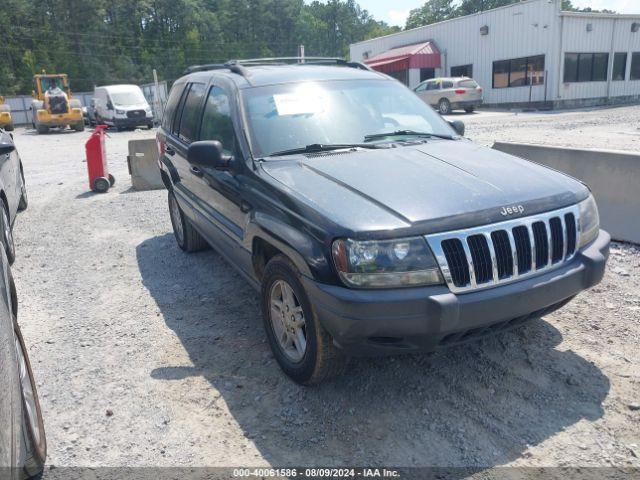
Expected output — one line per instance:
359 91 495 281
441 239 470 287
426 204 581 294
565 213 577 255
512 226 532 274
467 235 493 284
532 221 549 269
549 217 564 263
490 230 513 279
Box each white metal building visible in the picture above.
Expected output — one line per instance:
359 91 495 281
349 0 640 107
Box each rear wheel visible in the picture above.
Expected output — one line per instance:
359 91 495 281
108 174 115 187
464 106 475 113
14 319 46 479
18 167 28 211
35 124 48 135
0 198 15 264
74 122 85 132
262 255 346 385
168 190 209 252
438 98 451 115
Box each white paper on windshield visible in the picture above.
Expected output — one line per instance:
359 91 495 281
273 92 324 116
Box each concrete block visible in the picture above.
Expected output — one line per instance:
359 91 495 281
127 139 164 191
493 141 640 244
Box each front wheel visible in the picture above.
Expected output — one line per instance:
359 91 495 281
14 319 46 479
74 122 85 132
438 98 452 115
464 106 475 113
261 255 346 385
5 122 14 132
92 177 110 193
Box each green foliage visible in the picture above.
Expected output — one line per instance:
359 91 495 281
405 0 617 29
0 0 397 94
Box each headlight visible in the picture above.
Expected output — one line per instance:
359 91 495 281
115 109 125 115
332 237 443 288
578 194 600 248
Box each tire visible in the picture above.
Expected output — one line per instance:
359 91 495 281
92 177 110 193
261 254 346 385
14 319 46 479
0 197 16 264
147 123 154 130
5 122 14 132
35 124 48 135
18 167 28 211
167 190 208 252
464 106 475 113
438 98 452 115
74 122 85 132
108 174 115 187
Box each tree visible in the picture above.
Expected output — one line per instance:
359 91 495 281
405 0 455 29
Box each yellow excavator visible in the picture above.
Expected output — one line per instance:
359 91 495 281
0 96 13 131
31 73 84 134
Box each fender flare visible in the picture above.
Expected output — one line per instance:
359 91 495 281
244 212 328 279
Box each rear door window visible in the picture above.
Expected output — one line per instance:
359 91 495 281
162 83 186 131
177 83 206 143
200 86 236 155
441 81 454 89
458 80 478 88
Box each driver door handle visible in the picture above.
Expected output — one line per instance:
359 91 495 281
190 166 203 177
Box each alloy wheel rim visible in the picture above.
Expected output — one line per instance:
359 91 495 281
269 279 307 362
169 195 184 244
15 337 42 447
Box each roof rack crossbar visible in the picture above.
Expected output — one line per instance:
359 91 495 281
184 57 373 76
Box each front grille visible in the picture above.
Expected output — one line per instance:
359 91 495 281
427 205 580 293
127 109 146 119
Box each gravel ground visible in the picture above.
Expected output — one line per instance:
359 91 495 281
8 104 640 475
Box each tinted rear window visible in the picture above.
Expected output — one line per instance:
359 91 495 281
177 83 206 143
162 83 186 131
459 80 478 88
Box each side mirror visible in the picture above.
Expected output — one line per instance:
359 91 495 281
0 138 15 156
449 120 465 137
187 141 232 171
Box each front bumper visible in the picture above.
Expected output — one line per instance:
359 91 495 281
303 230 609 356
113 116 152 128
36 109 83 126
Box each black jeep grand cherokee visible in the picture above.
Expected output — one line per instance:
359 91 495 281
157 58 609 385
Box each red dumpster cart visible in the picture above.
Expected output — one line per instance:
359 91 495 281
85 125 115 193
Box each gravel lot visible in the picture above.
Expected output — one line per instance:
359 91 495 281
9 104 640 475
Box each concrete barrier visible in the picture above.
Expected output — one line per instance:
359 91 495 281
127 139 164 191
492 142 640 244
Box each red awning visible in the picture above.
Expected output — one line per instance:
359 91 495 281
364 41 440 74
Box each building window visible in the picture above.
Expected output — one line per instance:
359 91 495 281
492 55 545 88
613 53 627 81
451 64 473 78
564 53 609 82
420 68 435 82
631 53 640 80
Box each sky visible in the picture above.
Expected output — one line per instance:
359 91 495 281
357 0 639 27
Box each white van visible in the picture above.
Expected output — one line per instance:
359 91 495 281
93 85 154 130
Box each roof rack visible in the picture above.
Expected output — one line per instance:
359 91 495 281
183 57 371 76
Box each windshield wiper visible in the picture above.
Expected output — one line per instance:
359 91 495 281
267 143 381 157
364 130 455 141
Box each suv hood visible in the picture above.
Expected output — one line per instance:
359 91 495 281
260 140 588 235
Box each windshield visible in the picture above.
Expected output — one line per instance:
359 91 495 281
110 89 146 106
242 79 456 158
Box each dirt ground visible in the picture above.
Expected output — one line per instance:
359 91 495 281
8 104 640 475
